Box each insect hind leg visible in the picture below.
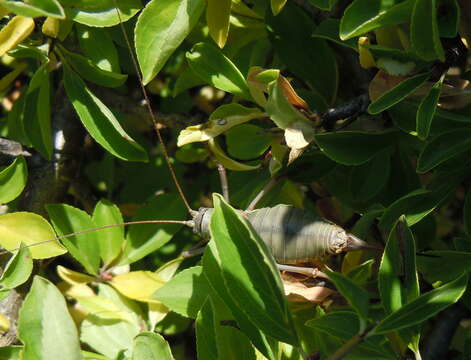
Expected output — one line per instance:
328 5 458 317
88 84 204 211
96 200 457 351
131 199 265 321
276 264 327 278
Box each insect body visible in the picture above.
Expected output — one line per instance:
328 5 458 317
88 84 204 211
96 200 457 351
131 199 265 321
193 204 369 264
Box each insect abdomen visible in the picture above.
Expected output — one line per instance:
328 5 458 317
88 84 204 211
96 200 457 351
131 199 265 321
194 204 359 264
245 205 346 263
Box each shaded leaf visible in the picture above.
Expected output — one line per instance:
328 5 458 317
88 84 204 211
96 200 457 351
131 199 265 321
370 273 468 335
315 131 396 165
368 72 431 114
416 75 444 140
417 128 471 173
340 0 413 40
411 0 444 61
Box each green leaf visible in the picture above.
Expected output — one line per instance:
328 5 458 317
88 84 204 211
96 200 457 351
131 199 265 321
76 25 121 72
226 124 271 160
370 273 468 335
152 266 209 319
92 199 124 267
267 3 338 104
315 131 396 165
195 300 218 359
80 284 141 359
23 63 52 160
325 270 369 326
209 193 298 345
0 212 66 259
119 194 186 265
465 188 471 237
0 16 34 57
62 0 141 27
379 217 419 315
196 295 258 360
177 104 265 146
135 0 205 85
417 250 471 283
0 244 32 289
46 203 100 275
17 276 82 360
1 0 65 18
202 247 276 360
312 19 357 49
132 332 173 360
187 42 251 99
306 311 359 339
437 0 460 38
368 72 431 114
379 188 449 232
349 150 391 201
207 0 231 47
346 259 375 286
59 46 127 88
340 0 413 40
416 75 444 140
266 77 311 130
0 156 27 203
75 295 134 323
411 0 444 61
0 346 22 360
417 128 471 173
308 0 338 11
63 66 148 162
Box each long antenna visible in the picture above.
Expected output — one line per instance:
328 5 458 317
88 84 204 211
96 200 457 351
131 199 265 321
0 219 193 256
113 1 195 217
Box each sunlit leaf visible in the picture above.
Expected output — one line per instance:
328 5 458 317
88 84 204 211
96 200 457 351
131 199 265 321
0 156 27 204
0 16 34 57
18 276 82 360
0 212 66 259
135 0 205 84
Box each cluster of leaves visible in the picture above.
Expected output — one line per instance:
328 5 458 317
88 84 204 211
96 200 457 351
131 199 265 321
0 0 471 359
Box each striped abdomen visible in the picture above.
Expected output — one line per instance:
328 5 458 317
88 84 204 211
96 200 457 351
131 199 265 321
194 204 366 264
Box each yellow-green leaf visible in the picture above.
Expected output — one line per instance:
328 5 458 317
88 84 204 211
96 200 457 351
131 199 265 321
208 138 260 171
0 16 35 57
110 271 166 303
177 104 264 146
0 212 67 259
207 0 231 48
57 265 96 285
0 156 28 204
75 295 135 323
271 0 287 15
42 17 60 38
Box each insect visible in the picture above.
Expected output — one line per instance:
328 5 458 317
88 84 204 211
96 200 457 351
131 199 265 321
0 3 374 278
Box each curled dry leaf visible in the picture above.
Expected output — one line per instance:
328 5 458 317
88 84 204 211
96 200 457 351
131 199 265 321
283 281 335 303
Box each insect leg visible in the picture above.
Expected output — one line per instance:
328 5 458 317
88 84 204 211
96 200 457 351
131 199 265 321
217 163 230 202
246 176 281 211
277 264 328 278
